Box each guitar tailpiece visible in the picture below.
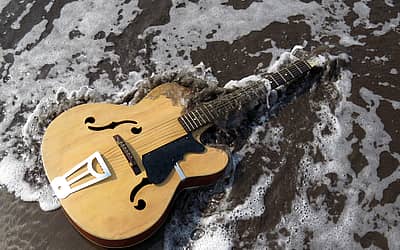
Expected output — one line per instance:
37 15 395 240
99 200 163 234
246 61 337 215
50 152 111 199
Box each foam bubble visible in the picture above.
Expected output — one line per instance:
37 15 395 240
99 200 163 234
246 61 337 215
0 0 146 210
373 13 400 36
0 0 11 13
353 1 371 28
0 155 59 211
2 0 399 248
389 68 398 74
271 62 400 249
10 2 33 30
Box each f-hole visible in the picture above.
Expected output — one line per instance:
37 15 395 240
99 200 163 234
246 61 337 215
130 178 151 210
84 116 142 134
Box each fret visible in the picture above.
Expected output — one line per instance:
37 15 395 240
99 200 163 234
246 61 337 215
241 91 248 103
183 114 196 131
297 61 309 72
287 64 300 78
184 114 196 131
178 116 191 132
270 74 281 88
178 59 316 132
294 60 306 72
277 71 289 83
217 101 228 116
266 75 279 88
280 69 291 82
186 112 199 128
194 109 207 125
187 112 200 129
203 104 215 120
293 62 303 74
192 110 201 125
200 106 212 122
228 98 236 110
303 60 312 69
205 103 217 119
285 67 295 78
239 89 247 99
190 111 200 127
272 72 286 85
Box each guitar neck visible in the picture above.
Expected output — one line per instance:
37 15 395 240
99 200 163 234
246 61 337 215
178 59 313 132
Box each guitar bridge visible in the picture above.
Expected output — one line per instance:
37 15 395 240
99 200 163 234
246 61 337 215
50 152 111 199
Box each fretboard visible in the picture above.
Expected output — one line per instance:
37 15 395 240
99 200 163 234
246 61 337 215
178 60 312 132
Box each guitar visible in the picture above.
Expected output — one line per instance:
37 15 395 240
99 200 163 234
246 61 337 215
41 53 324 247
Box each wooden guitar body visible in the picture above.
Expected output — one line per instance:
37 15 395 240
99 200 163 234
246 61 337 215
41 56 321 247
41 83 229 247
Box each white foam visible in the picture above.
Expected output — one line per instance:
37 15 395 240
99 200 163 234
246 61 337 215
373 13 400 36
164 90 288 248
384 0 395 7
272 64 400 249
10 2 33 30
262 125 284 153
147 0 368 74
1 0 398 248
184 174 271 250
0 0 11 13
353 1 370 26
350 0 399 37
0 155 59 211
224 75 266 89
0 0 145 211
390 68 398 74
15 19 48 52
44 0 55 12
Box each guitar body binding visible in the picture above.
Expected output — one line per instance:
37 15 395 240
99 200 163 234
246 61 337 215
41 82 229 248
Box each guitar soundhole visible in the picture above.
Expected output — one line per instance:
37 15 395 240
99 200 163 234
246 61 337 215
134 199 146 210
84 116 142 135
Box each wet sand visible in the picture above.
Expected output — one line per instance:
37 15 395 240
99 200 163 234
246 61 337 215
0 0 399 249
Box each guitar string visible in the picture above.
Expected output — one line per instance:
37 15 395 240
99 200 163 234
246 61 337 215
99 84 295 173
98 118 188 173
110 59 309 148
92 86 265 174
100 80 266 156
195 60 310 117
87 60 312 173
182 60 310 129
101 87 260 172
91 61 311 173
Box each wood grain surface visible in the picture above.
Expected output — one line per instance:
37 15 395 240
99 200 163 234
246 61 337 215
41 83 229 246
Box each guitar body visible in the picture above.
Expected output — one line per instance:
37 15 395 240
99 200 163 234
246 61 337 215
41 83 229 247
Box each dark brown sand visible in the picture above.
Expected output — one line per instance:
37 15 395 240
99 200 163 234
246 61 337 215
0 0 399 249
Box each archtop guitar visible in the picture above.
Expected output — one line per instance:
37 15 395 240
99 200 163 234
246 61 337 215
41 55 323 247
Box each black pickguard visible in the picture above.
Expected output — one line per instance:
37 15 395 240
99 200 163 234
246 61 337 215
142 134 205 184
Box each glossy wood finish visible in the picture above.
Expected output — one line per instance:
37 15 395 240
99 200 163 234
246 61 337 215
41 83 229 247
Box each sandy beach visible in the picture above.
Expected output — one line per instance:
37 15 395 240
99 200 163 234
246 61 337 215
0 0 399 249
